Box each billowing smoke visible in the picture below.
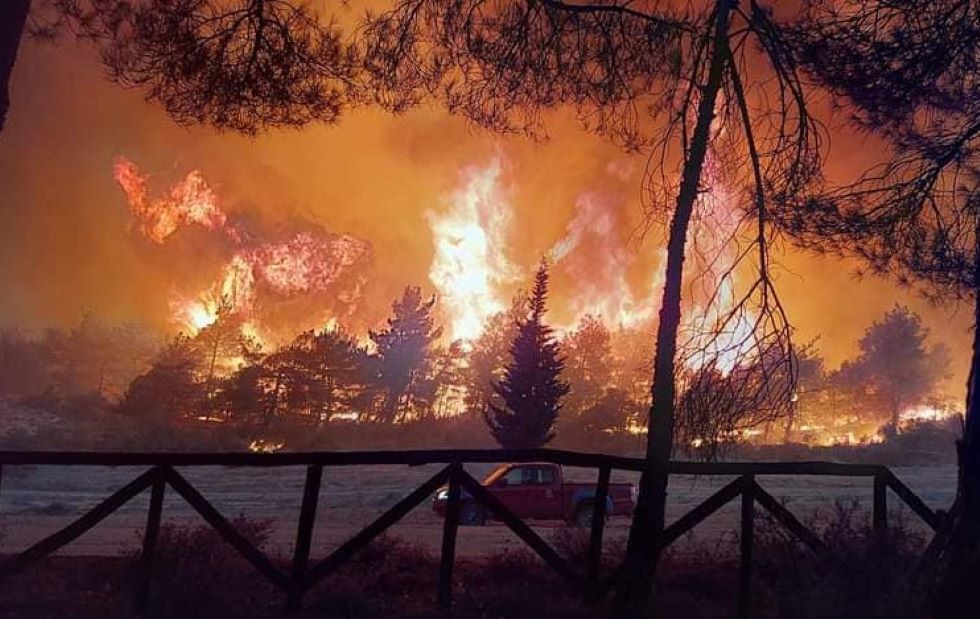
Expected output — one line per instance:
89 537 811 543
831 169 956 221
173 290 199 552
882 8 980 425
549 192 664 330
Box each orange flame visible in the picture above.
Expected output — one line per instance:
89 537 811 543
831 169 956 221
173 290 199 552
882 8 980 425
115 158 370 338
681 131 758 375
249 232 368 296
426 159 520 342
113 157 226 243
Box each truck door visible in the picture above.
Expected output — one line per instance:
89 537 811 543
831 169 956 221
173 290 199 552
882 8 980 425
526 465 563 519
490 465 532 516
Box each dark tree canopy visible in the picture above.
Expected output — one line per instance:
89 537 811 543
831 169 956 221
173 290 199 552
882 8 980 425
484 261 569 449
31 0 358 133
782 0 980 298
216 361 272 424
839 306 950 429
0 0 30 135
252 326 374 424
561 314 614 417
361 0 689 149
675 344 795 456
782 3 978 615
369 285 443 422
118 334 202 422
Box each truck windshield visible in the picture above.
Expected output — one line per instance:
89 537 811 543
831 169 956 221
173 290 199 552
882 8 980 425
482 464 556 485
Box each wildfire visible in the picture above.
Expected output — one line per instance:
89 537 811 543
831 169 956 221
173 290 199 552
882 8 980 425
173 296 220 331
899 404 960 426
426 159 520 342
681 133 758 375
248 439 285 453
423 155 759 355
425 158 672 342
118 151 759 374
249 232 368 295
114 157 370 338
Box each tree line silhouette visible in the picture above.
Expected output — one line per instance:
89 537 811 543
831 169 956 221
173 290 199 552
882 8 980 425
0 284 952 457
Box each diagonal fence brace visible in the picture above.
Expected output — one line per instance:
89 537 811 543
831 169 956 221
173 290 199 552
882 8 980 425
163 466 289 590
456 470 585 588
304 465 452 590
0 467 156 581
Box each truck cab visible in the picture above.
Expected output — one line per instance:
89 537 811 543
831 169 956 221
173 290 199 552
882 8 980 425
433 462 636 526
482 463 565 519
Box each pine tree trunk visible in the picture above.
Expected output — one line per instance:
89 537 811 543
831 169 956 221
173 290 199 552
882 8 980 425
0 0 30 140
611 2 734 616
265 373 282 425
929 221 980 618
782 403 796 444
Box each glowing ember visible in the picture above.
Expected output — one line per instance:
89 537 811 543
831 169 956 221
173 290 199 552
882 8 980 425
899 403 960 426
248 439 285 453
426 159 519 342
249 232 368 296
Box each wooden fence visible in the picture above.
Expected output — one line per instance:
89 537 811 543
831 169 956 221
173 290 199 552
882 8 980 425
0 449 942 617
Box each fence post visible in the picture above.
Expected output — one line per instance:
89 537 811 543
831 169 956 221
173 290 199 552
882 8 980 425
438 462 463 611
586 465 611 602
286 464 323 615
135 467 166 615
738 475 755 619
873 473 888 537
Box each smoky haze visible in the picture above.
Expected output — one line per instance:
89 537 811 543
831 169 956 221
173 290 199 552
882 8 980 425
0 37 970 393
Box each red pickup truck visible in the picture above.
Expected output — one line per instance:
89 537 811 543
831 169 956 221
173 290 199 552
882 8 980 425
432 462 636 527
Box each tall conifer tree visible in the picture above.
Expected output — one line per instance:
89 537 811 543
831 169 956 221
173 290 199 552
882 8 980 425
485 261 569 449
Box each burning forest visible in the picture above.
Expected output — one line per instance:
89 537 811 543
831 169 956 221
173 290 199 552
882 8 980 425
0 0 977 618
0 154 961 457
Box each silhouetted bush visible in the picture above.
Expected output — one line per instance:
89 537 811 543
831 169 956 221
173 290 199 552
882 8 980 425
751 501 926 619
0 508 930 618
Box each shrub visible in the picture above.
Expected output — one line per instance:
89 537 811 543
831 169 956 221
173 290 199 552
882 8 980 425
751 500 926 619
137 517 279 618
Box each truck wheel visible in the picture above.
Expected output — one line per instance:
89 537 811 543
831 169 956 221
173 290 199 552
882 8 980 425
574 503 605 528
459 502 487 526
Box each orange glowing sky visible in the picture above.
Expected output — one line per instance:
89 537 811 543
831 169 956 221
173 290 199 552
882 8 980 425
0 36 973 398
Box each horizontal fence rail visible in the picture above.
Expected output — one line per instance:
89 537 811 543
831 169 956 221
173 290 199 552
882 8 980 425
0 449 944 617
